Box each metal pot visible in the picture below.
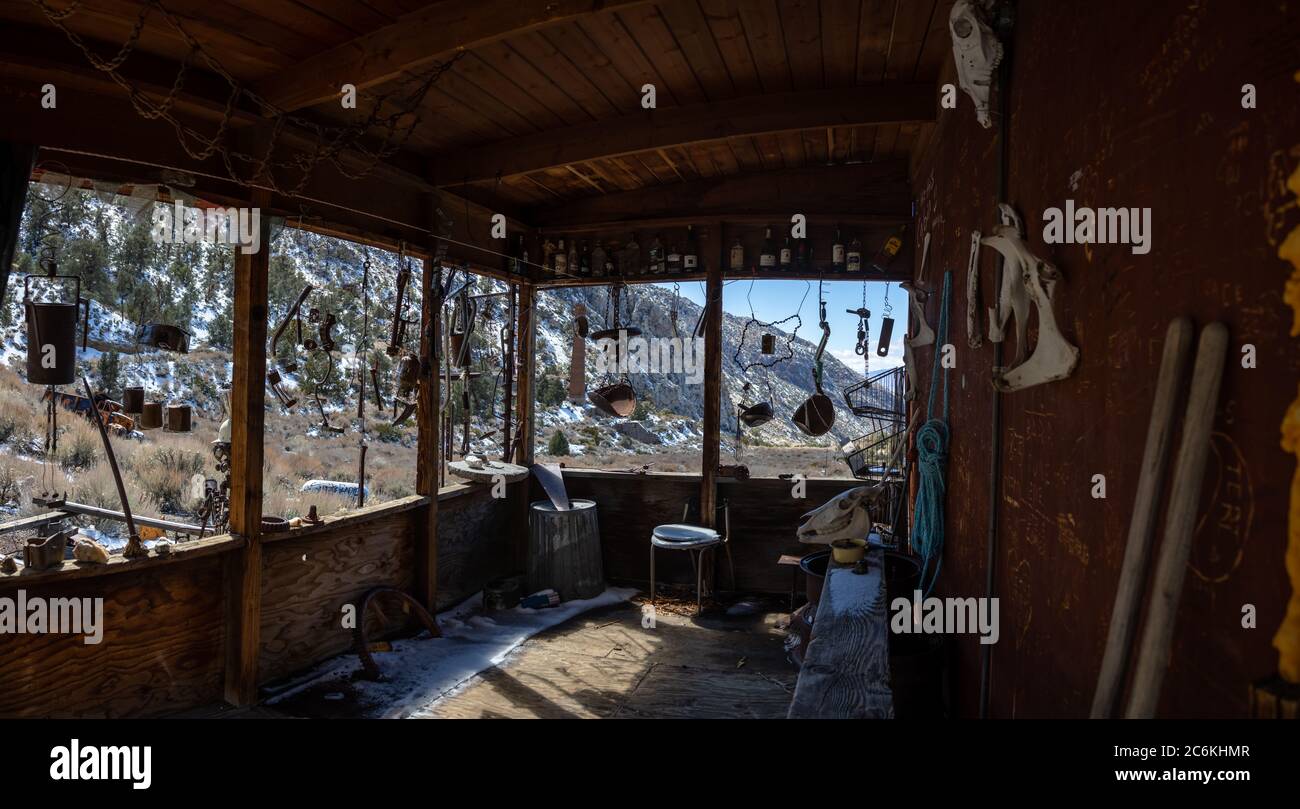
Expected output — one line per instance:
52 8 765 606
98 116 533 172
588 380 636 418
738 401 774 427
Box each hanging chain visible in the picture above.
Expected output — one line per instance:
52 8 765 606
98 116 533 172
862 281 870 377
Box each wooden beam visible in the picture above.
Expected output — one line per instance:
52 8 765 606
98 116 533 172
257 0 653 112
531 162 912 228
431 84 933 185
224 188 271 707
415 212 449 611
515 281 537 466
700 221 724 531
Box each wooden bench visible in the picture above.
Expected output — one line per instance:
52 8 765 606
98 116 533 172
787 549 893 718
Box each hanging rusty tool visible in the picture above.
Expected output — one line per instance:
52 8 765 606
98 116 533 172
268 283 313 409
356 250 371 508
388 242 416 357
82 375 145 558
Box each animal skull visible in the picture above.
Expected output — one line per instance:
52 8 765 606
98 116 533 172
797 486 880 545
949 0 1003 129
980 224 1080 392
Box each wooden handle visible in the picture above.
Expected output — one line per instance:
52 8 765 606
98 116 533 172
1125 322 1229 718
1090 317 1193 718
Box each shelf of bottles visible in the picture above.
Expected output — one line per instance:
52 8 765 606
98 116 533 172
530 221 908 285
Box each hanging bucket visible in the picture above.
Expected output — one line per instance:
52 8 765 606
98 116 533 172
588 380 636 418
164 404 192 432
761 333 776 354
140 401 163 430
23 275 87 387
449 331 471 368
135 323 190 353
123 386 144 414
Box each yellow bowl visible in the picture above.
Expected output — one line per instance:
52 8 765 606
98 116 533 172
831 538 867 564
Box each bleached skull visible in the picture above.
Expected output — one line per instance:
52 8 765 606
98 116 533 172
950 0 1003 129
797 486 874 545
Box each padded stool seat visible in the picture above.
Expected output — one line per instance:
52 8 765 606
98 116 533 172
651 523 721 549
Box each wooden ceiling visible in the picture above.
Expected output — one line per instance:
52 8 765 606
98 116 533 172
0 0 951 244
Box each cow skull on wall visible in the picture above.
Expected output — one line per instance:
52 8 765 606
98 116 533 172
950 0 1003 129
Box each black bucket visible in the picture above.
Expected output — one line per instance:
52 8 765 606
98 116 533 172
24 275 84 387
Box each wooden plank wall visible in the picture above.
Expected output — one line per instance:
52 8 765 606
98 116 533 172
0 556 227 718
0 485 520 715
557 472 864 593
909 0 1300 717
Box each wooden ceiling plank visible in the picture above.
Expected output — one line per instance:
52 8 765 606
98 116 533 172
821 0 860 86
454 51 570 131
474 41 593 127
615 4 708 105
883 0 933 81
220 0 358 46
256 0 653 112
540 21 642 112
697 0 763 96
576 10 680 107
433 64 544 138
293 0 393 35
736 0 793 93
777 0 824 91
656 0 736 101
429 82 933 183
506 30 621 119
912 0 955 80
801 127 828 164
856 0 896 82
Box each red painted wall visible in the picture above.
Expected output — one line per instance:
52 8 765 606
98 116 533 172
910 0 1300 717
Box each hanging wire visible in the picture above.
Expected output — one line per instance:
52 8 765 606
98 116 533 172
732 278 810 374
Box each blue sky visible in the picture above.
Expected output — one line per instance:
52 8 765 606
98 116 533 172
658 279 905 374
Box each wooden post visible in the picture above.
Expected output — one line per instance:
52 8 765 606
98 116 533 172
224 189 271 706
700 221 724 529
515 281 537 465
415 229 448 610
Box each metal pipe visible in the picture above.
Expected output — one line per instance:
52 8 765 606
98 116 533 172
979 10 1015 720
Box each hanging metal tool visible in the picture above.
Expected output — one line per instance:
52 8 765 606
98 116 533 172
267 284 313 409
793 283 836 437
588 283 638 417
877 284 895 357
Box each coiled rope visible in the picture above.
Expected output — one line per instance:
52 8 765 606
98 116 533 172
912 271 952 595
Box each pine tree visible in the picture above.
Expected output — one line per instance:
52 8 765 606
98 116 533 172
97 350 122 398
547 429 570 456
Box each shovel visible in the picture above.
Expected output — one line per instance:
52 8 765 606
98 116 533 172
793 322 835 436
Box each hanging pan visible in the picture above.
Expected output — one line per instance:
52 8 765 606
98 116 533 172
738 400 774 428
588 380 636 418
792 320 835 436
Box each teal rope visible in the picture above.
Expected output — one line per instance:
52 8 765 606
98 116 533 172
913 271 952 595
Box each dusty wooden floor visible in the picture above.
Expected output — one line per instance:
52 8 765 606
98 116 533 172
419 601 796 719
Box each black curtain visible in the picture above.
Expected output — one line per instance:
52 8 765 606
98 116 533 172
0 141 39 311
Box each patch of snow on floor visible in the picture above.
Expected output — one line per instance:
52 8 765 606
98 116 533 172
266 586 636 718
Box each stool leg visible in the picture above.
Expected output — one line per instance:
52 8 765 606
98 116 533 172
695 550 703 613
649 544 655 606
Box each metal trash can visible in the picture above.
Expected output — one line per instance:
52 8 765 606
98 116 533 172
527 499 603 602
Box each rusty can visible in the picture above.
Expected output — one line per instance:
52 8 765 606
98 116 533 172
140 401 163 430
164 403 192 432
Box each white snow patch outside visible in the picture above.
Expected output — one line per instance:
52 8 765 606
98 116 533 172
266 586 635 718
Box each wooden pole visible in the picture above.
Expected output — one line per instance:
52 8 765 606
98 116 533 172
416 204 450 611
515 281 537 465
1091 317 1193 718
700 220 724 530
224 188 271 706
1125 322 1229 718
